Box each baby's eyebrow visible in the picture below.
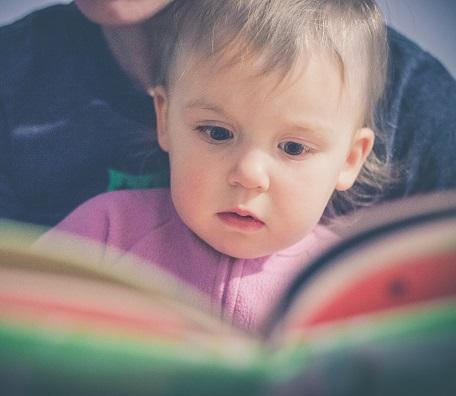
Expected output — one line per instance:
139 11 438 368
183 99 226 116
282 118 333 137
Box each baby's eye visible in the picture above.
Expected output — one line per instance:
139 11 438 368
197 126 233 142
278 141 310 156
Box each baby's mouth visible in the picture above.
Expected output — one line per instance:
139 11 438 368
216 211 265 231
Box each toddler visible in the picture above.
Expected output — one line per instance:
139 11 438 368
39 0 388 332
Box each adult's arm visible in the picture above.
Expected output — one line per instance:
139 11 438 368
0 101 23 222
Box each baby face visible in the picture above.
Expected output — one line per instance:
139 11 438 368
154 51 373 258
75 0 173 26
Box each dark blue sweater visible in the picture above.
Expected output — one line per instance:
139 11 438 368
381 29 456 197
0 3 168 226
1 4 455 227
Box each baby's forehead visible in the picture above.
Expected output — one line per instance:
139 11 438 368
173 43 363 117
171 40 355 96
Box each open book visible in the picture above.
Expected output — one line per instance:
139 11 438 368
0 192 455 396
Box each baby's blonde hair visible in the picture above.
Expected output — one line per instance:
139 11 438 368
151 0 390 218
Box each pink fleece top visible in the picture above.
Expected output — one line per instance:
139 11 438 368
43 189 336 332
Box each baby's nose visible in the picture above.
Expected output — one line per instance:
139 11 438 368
227 149 270 192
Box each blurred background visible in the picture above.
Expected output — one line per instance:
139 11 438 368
0 0 455 78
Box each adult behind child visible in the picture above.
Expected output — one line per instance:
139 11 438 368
1 0 455 227
0 0 172 226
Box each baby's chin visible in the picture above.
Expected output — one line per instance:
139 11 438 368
190 221 313 260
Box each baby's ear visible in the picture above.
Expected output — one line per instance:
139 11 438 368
150 85 170 152
336 127 375 191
